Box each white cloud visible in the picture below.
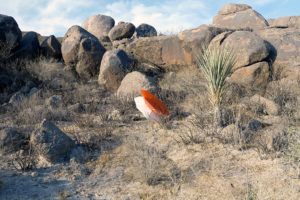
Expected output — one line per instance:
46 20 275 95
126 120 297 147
0 0 95 36
104 0 211 34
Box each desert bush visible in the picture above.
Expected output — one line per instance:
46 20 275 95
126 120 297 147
123 136 180 186
176 123 206 145
195 45 236 108
195 45 236 127
7 132 37 171
109 94 136 118
265 80 300 121
282 127 300 163
11 148 36 171
9 87 73 126
158 66 209 122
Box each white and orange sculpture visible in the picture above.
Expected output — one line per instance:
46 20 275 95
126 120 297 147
134 90 169 123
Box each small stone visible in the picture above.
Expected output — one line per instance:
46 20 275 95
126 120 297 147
248 119 262 131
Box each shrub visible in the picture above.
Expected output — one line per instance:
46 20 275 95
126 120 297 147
195 45 236 107
195 45 236 126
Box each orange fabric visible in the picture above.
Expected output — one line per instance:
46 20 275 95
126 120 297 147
141 90 169 116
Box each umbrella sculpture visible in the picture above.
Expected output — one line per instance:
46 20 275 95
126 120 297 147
134 90 169 123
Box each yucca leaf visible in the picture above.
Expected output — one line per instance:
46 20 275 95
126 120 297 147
195 44 236 107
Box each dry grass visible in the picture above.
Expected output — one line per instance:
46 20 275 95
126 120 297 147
0 56 300 199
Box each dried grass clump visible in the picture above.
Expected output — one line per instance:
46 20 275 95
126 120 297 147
265 79 300 121
122 136 180 187
282 127 300 163
9 88 71 126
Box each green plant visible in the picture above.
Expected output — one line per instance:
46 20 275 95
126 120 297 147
195 45 236 126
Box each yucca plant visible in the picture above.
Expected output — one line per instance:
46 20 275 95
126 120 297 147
195 44 236 126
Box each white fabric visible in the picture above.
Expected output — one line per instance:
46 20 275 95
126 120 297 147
134 96 161 122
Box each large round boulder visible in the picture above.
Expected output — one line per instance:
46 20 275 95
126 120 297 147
0 14 22 57
82 14 115 42
98 49 134 91
228 61 269 90
136 23 157 38
117 71 157 98
255 28 300 80
40 35 61 59
221 31 269 69
213 3 269 30
108 22 135 41
8 31 40 61
61 25 106 80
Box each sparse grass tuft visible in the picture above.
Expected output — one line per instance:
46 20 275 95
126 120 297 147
282 127 300 163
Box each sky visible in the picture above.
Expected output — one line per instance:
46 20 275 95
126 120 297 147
0 0 299 37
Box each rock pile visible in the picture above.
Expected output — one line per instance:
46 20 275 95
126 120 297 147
1 3 300 96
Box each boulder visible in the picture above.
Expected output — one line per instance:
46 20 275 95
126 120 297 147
127 35 184 67
40 35 61 59
0 14 22 57
82 14 115 42
30 119 74 163
229 62 269 89
248 119 262 131
98 49 134 91
127 25 224 68
136 24 157 38
108 22 135 41
61 25 106 80
250 94 280 115
269 16 300 28
178 25 223 60
255 28 300 80
8 31 40 61
222 31 269 69
213 3 269 30
0 128 23 154
117 71 157 97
